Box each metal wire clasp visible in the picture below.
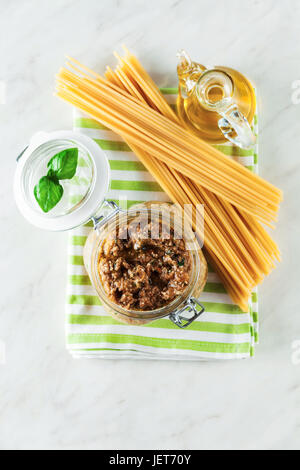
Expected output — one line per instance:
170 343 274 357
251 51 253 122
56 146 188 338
169 297 205 328
16 146 29 162
91 200 122 230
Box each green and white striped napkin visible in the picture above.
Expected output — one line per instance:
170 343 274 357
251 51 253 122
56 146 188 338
66 88 259 360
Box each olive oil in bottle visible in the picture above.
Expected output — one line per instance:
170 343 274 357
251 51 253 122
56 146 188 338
176 50 256 148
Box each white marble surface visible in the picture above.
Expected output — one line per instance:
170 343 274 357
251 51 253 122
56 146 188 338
0 0 299 450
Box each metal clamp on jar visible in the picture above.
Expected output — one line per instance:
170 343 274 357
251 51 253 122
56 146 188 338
14 131 207 328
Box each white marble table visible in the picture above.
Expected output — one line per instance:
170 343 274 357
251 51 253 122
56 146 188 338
0 0 299 450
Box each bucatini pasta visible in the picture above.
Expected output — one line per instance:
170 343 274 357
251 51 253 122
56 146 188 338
55 59 282 226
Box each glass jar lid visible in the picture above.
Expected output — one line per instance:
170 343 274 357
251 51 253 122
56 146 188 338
14 131 110 231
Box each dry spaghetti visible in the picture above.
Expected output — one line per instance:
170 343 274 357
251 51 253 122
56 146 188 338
55 59 282 226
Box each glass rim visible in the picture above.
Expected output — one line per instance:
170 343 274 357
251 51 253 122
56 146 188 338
21 137 96 219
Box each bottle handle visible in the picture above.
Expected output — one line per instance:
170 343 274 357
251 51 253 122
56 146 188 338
218 103 256 149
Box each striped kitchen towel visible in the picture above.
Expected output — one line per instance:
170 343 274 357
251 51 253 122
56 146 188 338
66 88 259 360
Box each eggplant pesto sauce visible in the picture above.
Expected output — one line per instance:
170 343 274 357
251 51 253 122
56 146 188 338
98 220 191 311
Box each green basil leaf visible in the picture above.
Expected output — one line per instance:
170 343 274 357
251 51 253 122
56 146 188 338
47 147 78 180
34 176 63 213
47 168 59 183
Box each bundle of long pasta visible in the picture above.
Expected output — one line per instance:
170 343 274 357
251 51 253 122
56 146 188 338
55 50 281 311
55 58 282 226
103 50 280 311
